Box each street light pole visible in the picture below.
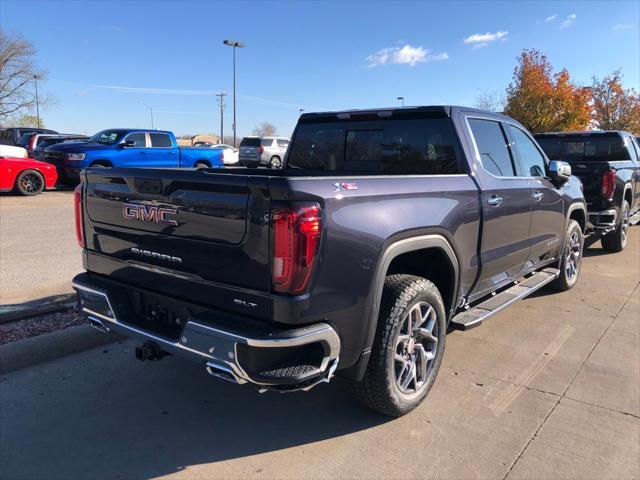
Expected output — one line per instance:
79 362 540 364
139 102 154 129
397 96 404 107
223 40 245 148
216 91 227 143
33 75 41 128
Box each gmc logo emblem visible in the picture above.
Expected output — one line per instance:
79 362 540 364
122 203 178 226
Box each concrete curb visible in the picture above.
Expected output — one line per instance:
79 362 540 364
0 294 77 324
0 324 123 375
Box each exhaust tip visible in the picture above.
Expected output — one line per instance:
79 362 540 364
206 361 243 384
89 317 109 333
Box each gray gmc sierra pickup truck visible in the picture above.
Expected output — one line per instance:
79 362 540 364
72 106 587 416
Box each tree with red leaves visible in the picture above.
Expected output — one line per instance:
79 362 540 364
504 49 591 133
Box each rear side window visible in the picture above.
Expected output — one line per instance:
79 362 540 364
536 136 631 162
277 139 289 147
240 138 261 147
467 119 515 176
507 125 547 177
287 118 460 174
150 133 172 148
261 138 274 147
624 136 639 163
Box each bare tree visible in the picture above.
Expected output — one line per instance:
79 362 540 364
0 31 49 119
475 90 505 113
252 121 278 137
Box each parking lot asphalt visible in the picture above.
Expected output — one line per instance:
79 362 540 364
0 227 638 479
0 191 82 305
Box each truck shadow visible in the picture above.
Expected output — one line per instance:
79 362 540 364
1 345 390 479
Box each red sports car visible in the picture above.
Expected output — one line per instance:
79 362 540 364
0 156 58 195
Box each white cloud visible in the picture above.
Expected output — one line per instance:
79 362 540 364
366 44 448 67
462 30 508 49
613 24 633 30
560 14 576 29
545 14 558 22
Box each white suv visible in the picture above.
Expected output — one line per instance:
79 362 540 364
239 136 290 168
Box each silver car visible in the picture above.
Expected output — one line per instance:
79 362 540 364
238 136 290 168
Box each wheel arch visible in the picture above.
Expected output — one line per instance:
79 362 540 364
345 234 460 381
567 202 587 232
194 159 211 167
623 184 633 208
90 159 113 167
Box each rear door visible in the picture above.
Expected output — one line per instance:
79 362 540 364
148 132 179 168
506 124 564 266
465 116 533 297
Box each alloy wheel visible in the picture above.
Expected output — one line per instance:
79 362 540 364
20 173 43 193
565 230 581 281
621 207 629 246
394 302 439 394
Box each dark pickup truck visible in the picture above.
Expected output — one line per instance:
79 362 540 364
72 106 587 416
535 131 640 251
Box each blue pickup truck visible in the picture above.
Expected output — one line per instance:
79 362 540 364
43 129 223 184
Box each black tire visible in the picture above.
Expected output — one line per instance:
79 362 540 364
269 156 282 169
351 274 446 417
550 219 584 291
90 162 111 168
14 169 45 196
601 201 630 252
195 161 210 169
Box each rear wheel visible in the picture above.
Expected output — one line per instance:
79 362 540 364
550 219 583 291
601 201 629 252
195 161 210 169
351 274 446 417
15 170 45 195
269 156 282 169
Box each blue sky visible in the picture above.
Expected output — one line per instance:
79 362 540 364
1 0 638 138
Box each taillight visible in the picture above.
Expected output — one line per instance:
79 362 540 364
272 204 322 294
28 136 36 156
74 184 84 247
220 151 225 163
257 146 264 154
601 169 616 200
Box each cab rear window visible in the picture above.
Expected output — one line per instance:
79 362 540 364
240 138 261 147
536 136 630 162
287 118 460 174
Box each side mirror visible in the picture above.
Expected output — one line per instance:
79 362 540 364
549 160 572 184
121 139 136 148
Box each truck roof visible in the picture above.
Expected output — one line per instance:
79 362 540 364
99 128 173 135
534 130 631 138
298 105 515 123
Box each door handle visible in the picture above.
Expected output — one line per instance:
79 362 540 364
140 151 147 155
532 191 544 202
487 195 503 207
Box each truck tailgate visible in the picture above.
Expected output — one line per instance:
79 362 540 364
567 161 607 208
82 168 271 298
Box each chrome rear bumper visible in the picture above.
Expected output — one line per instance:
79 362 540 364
73 281 340 392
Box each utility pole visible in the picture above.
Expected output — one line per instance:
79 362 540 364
223 40 245 147
216 91 227 143
33 75 41 128
397 96 405 107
